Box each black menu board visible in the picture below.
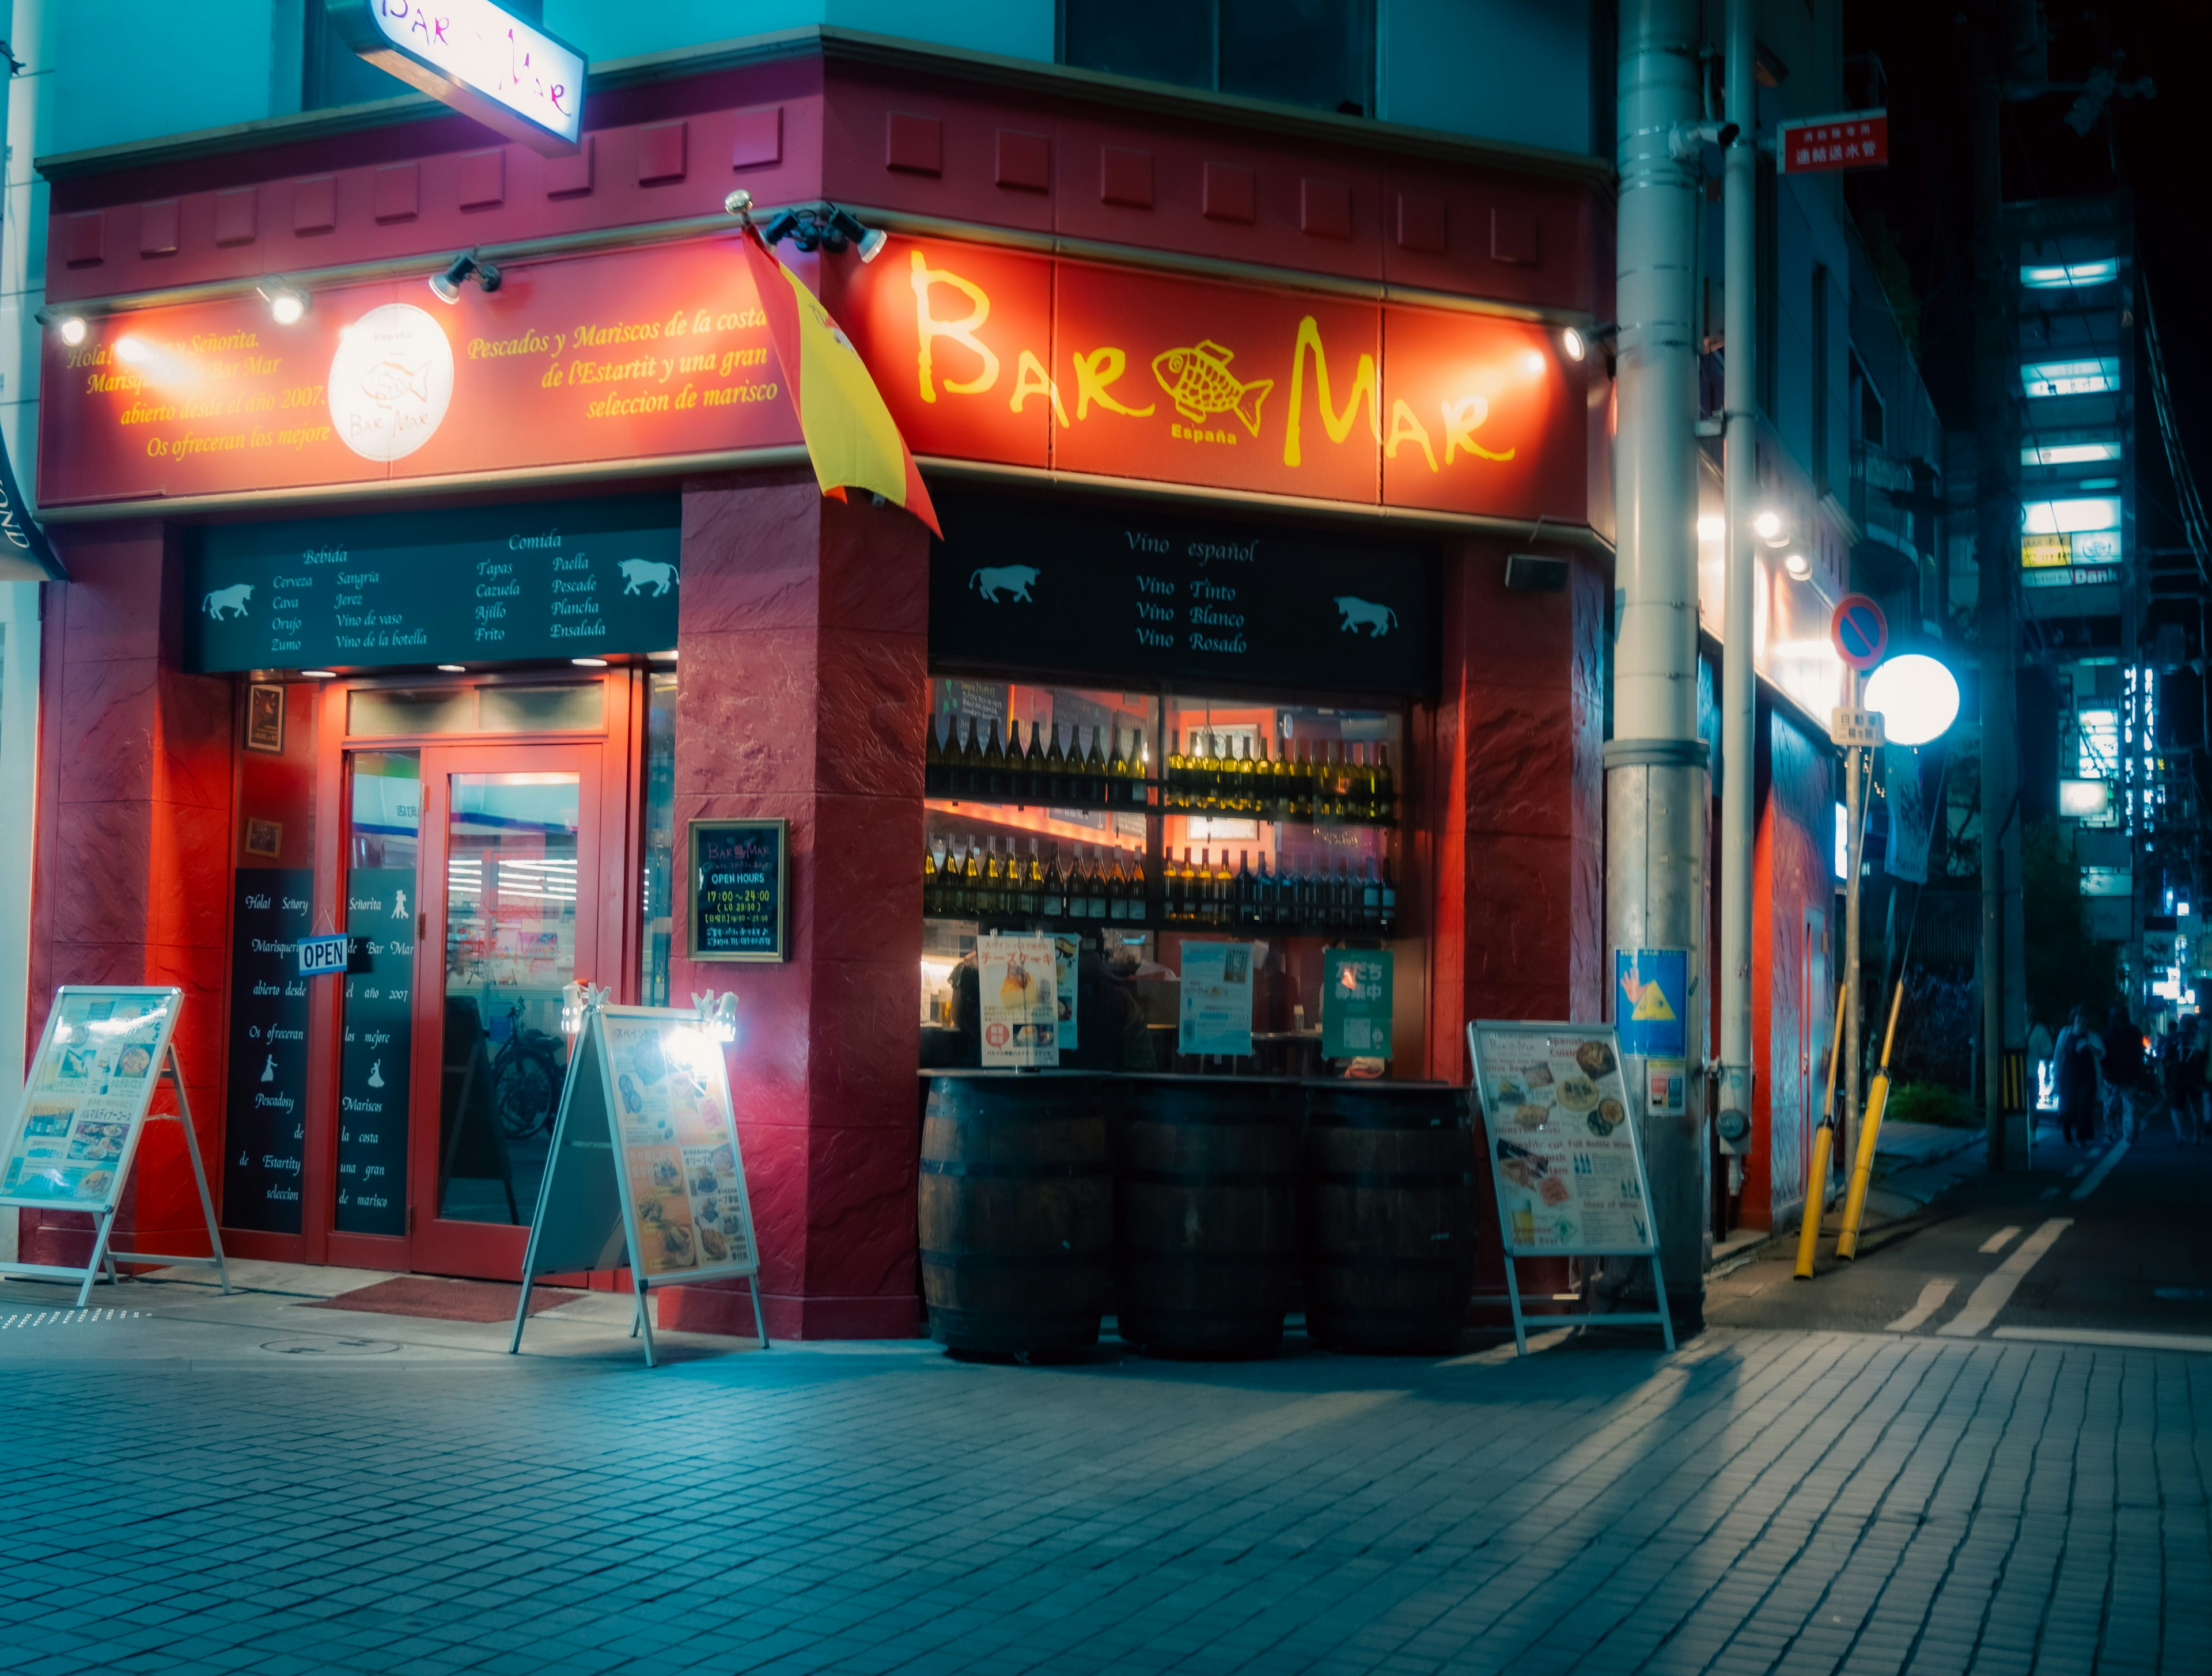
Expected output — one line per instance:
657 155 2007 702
185 495 680 673
222 871 312 1233
929 495 1440 697
688 820 789 962
334 867 414 1235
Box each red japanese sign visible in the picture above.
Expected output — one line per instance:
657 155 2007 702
1778 110 1889 175
41 230 1586 526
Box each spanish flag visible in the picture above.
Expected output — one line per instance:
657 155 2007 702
739 226 941 537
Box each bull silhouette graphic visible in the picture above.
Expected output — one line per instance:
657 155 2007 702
202 583 254 620
1334 596 1397 637
969 564 1039 603
619 559 679 596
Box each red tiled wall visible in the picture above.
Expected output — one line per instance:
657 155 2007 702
22 524 234 1267
1424 540 1606 1309
655 473 930 1341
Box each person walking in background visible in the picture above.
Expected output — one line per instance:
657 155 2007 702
2166 1015 2206 1146
2028 1015 2056 1116
2100 1006 2144 1143
2053 1006 2103 1148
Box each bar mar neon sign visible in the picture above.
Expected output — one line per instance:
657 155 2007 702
328 0 585 156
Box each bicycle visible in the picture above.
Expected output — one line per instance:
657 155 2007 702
490 1003 564 1140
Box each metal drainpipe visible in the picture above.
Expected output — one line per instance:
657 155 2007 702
1715 0 1758 1202
1607 0 1709 1328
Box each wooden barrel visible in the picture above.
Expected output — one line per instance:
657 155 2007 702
1113 1076 1302 1358
1304 1083 1477 1353
919 1073 1111 1358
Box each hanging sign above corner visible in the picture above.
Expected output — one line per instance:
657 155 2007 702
326 0 586 156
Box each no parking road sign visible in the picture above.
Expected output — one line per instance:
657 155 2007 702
1831 594 1888 672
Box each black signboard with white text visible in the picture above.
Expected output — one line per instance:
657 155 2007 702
928 498 1438 696
221 870 312 1233
186 495 679 673
688 820 790 962
334 867 414 1236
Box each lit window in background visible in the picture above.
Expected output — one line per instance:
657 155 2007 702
2020 259 2118 290
1834 803 1850 882
2022 439 2122 467
2077 706 2120 782
2021 359 2120 398
2058 778 2113 820
2021 498 2122 534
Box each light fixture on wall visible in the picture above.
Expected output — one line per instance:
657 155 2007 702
571 656 609 668
1752 510 1784 543
1783 551 1812 580
437 663 467 673
37 309 89 347
429 250 502 304
727 191 889 263
1560 320 1618 373
692 991 740 1044
257 280 310 325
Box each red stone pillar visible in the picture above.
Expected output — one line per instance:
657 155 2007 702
1423 539 1608 1312
659 473 929 1340
22 522 233 1266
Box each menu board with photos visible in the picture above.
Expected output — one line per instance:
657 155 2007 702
2 988 183 1209
688 819 789 961
601 1008 758 1277
1468 1022 1658 1255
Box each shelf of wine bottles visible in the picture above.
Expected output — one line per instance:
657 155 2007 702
924 836 1398 939
924 717 1396 826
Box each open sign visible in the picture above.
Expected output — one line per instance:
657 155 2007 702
297 934 352 978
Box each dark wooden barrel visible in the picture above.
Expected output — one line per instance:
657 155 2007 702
1113 1076 1302 1358
1304 1083 1477 1353
919 1072 1111 1358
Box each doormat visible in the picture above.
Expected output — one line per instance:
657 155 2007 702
306 1276 582 1324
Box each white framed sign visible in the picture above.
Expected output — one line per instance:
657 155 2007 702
1467 1019 1673 1355
327 0 586 156
512 1003 766 1366
0 987 229 1307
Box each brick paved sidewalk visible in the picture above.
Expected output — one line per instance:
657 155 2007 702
0 1325 2205 1675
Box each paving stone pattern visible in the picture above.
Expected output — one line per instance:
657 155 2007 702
0 1329 2206 1675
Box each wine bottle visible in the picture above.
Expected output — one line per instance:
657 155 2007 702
982 721 1007 801
956 719 981 798
1378 855 1397 937
1252 735 1274 818
1105 849 1130 922
1106 728 1129 802
1290 740 1312 822
1361 856 1382 930
1374 743 1396 827
957 837 979 917
925 715 945 797
1128 727 1150 807
1020 840 1043 918
923 840 941 917
1230 737 1251 814
1089 847 1112 920
1236 850 1255 927
1256 855 1278 928
1163 846 1184 925
1080 727 1105 803
1023 722 1047 805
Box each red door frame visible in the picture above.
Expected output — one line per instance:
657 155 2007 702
220 669 641 1272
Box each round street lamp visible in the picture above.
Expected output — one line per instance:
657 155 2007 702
1863 653 1961 747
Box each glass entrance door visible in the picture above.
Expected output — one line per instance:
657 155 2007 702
408 744 602 1279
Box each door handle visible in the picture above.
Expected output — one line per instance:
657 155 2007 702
418 912 426 942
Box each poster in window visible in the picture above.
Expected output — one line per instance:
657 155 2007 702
245 684 285 753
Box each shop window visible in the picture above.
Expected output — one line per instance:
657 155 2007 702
346 681 604 736
1059 0 1376 117
638 670 678 1007
921 677 1412 1077
478 683 604 733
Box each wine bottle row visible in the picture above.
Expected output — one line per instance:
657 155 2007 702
925 836 1398 936
1163 732 1395 825
925 715 1148 807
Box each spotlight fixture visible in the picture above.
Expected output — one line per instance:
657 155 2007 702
258 280 310 325
1783 551 1812 580
437 663 467 673
1561 325 1586 362
729 194 889 263
429 250 501 305
301 669 338 679
1752 510 1784 542
44 312 88 347
571 656 609 668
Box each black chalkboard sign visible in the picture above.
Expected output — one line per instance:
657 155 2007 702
185 495 679 674
689 820 789 962
929 495 1440 698
221 869 311 1234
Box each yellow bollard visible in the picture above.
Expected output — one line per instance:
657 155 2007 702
1795 983 1849 1280
1836 979 1907 1260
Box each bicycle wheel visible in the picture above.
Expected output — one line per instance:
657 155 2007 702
495 1049 558 1139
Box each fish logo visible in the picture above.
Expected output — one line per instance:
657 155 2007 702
1152 340 1272 435
358 357 431 408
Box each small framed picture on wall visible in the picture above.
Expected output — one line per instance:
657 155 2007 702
245 684 285 753
243 817 283 859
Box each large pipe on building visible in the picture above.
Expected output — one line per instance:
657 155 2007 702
1607 0 1709 1328
1715 0 1758 1201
